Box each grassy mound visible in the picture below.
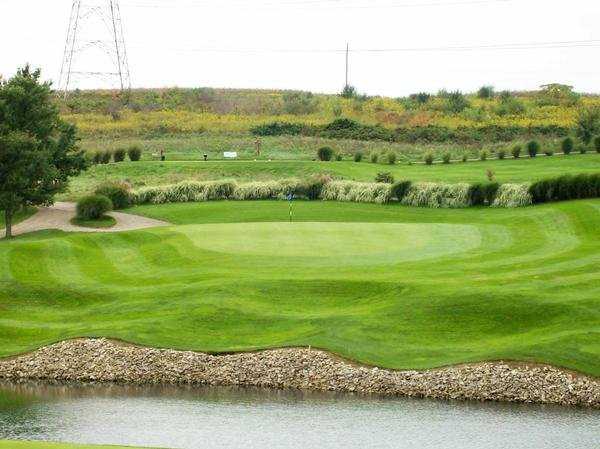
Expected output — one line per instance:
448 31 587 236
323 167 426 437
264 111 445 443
0 200 598 376
70 215 117 229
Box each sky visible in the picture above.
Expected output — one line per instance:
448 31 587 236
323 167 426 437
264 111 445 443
2 0 600 97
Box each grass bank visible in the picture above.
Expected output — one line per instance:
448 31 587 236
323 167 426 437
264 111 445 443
64 153 600 200
1 200 598 376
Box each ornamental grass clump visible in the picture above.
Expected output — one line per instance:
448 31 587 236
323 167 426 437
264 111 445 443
128 145 143 161
353 151 363 162
94 181 132 209
442 152 451 164
401 183 471 208
424 151 434 165
492 184 533 208
375 172 395 184
113 148 126 163
321 181 392 204
512 145 522 159
76 195 113 220
132 180 236 204
317 146 334 161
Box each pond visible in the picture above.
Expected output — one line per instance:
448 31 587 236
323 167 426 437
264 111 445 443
0 381 598 449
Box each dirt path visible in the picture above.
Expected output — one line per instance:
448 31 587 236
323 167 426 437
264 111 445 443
10 202 169 237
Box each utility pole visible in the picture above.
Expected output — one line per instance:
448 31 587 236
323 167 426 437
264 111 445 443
58 0 131 97
345 42 350 88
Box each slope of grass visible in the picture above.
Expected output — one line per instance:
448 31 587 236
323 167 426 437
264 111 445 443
1 200 599 376
64 153 600 200
0 442 161 449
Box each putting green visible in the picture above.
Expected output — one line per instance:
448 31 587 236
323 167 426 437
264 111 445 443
178 222 483 262
1 200 599 376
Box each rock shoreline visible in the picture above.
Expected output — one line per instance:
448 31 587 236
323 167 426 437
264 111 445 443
0 339 598 408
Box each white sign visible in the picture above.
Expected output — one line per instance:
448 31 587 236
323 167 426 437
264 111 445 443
224 152 238 159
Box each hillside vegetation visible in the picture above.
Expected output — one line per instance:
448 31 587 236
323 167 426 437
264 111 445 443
60 85 600 161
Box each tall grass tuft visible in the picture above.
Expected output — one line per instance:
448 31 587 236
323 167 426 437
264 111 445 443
401 183 471 208
492 184 533 207
321 181 392 204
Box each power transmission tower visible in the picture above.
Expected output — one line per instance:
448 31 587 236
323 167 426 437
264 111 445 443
58 0 131 98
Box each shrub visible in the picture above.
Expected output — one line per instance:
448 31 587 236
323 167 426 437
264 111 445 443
512 145 522 159
386 152 397 165
578 145 588 154
445 91 470 113
492 184 533 208
100 151 112 164
336 153 343 161
370 152 379 163
375 172 395 184
479 150 490 161
575 107 600 145
544 149 554 156
94 182 131 209
76 195 113 220
391 181 411 201
561 137 574 155
113 148 126 163
594 136 600 153
128 145 143 161
497 149 506 160
250 121 307 136
353 151 363 162
424 151 434 165
526 140 540 157
461 153 468 162
477 85 495 99
442 152 451 164
321 181 392 204
529 173 600 203
92 151 103 165
468 182 500 206
317 146 334 161
401 183 471 208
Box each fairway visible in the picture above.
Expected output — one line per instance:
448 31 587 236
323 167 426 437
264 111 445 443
0 200 599 376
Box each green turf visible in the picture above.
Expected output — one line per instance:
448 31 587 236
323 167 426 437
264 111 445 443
70 216 117 229
1 200 598 376
0 441 162 449
63 154 600 200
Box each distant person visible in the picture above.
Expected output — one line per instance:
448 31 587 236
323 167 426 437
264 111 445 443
160 149 165 161
255 137 262 157
203 153 208 162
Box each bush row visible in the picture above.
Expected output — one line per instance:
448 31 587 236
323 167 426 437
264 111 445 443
90 146 142 165
251 119 571 144
128 178 541 208
529 173 600 203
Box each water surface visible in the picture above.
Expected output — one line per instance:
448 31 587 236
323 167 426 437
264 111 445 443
0 381 598 449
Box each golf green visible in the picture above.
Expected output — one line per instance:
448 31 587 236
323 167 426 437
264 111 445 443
0 200 598 376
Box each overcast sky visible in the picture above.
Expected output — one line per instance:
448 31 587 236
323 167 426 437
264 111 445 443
2 0 600 96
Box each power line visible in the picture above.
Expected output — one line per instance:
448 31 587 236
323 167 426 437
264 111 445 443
125 39 600 55
120 0 512 10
